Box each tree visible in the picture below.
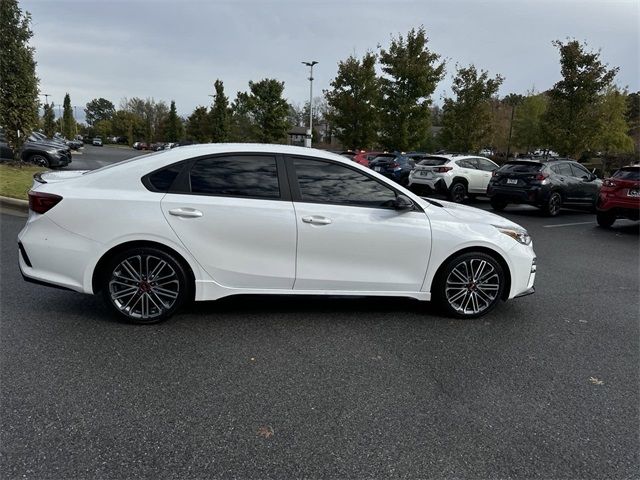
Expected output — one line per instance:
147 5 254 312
626 92 640 155
186 106 211 142
62 93 75 139
325 52 380 149
164 100 182 142
513 92 549 153
229 93 254 142
440 65 503 152
210 80 230 142
120 97 168 142
594 87 634 173
378 26 445 151
111 110 145 144
85 98 115 126
42 103 56 137
543 39 619 157
242 78 290 143
0 0 39 160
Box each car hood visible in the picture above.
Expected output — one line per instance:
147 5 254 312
417 197 526 231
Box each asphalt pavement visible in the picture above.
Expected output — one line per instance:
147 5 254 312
67 144 142 170
1 148 638 479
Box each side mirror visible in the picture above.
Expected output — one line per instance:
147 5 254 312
393 194 414 211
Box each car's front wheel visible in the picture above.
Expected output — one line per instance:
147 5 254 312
434 252 505 318
102 247 189 324
28 154 49 168
490 197 508 211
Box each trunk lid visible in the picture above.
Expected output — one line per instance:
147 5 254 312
32 170 89 188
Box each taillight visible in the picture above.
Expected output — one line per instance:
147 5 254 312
433 166 453 173
603 179 617 187
534 172 549 181
390 162 400 169
28 191 63 214
492 171 500 177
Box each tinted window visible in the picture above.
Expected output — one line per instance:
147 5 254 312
147 163 184 191
371 155 396 163
498 162 544 173
293 158 397 208
418 157 449 166
457 159 478 169
477 158 498 172
552 163 573 176
570 163 590 178
190 155 279 198
613 168 640 180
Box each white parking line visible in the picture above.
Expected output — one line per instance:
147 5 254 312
543 221 596 228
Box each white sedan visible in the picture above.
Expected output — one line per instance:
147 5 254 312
19 144 536 324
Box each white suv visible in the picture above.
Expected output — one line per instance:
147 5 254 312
408 154 499 203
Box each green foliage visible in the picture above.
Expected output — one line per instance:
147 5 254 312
543 39 619 157
186 106 211 143
378 26 445 151
210 80 230 142
594 87 634 155
242 78 290 143
0 0 40 160
84 98 115 126
111 110 145 144
164 100 183 142
62 93 75 139
325 52 380 149
42 103 56 137
93 119 112 139
120 97 168 142
513 92 549 153
440 65 503 152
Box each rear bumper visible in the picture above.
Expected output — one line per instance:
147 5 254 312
409 177 449 194
487 185 549 204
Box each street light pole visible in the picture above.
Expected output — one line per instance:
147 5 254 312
302 61 318 148
40 93 50 105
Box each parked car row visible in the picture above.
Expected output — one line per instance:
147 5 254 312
133 142 179 151
0 130 72 168
339 149 639 222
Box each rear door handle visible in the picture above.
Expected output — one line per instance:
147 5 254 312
169 208 203 218
302 215 332 225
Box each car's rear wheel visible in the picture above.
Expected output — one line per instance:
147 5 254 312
28 154 49 168
434 252 505 319
449 182 467 203
596 211 616 228
543 191 562 216
102 247 189 324
490 197 508 211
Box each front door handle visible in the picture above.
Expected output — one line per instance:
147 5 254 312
169 208 203 218
302 215 332 225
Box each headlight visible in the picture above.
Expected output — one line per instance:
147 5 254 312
493 225 532 245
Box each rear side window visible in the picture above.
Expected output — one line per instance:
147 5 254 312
189 155 280 199
499 162 543 173
613 168 640 180
146 163 184 192
293 158 397 208
457 159 478 169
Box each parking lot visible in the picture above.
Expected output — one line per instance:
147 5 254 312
1 146 638 479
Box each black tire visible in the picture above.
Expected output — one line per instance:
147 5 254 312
28 153 49 168
448 182 467 203
490 197 508 211
596 211 616 228
433 252 505 319
543 191 562 217
101 247 189 324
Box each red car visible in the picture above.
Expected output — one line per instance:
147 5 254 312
353 151 383 167
596 165 640 227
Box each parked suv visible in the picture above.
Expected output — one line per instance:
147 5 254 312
596 165 640 227
408 154 498 203
487 159 601 216
369 153 415 186
0 132 72 168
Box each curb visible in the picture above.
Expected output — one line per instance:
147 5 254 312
0 195 28 212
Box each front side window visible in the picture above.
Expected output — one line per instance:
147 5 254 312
477 158 498 172
189 155 280 198
293 158 397 208
570 163 590 178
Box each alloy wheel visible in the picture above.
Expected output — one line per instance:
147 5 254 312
548 193 561 216
445 258 500 315
450 183 466 203
31 155 49 167
108 254 180 321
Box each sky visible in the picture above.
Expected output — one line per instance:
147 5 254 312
23 0 639 122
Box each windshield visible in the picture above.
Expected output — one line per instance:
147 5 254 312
613 167 640 181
